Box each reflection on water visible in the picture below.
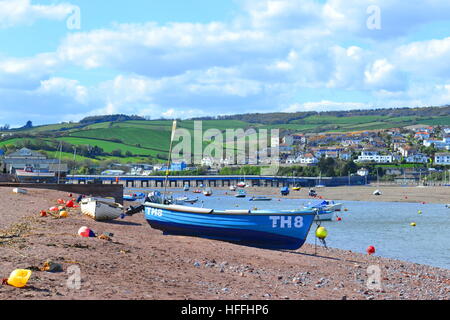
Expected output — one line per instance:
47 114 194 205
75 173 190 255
128 187 450 269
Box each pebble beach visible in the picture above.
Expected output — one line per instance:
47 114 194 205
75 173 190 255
0 186 449 300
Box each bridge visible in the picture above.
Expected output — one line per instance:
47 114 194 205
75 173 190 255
66 175 368 188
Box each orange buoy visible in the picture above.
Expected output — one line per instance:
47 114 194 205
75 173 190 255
40 210 47 217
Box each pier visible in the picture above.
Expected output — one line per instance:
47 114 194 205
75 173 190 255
66 175 368 188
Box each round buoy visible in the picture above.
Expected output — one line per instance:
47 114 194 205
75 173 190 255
66 200 74 208
418 210 422 215
315 227 328 239
344 208 348 212
337 217 342 221
40 210 47 217
49 206 59 212
78 226 95 238
59 211 68 218
410 222 417 227
367 246 376 255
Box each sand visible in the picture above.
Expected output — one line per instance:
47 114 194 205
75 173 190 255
0 186 448 300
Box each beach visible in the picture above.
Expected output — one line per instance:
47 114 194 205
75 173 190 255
0 186 449 300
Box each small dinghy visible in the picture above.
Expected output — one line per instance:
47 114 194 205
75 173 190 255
203 188 213 196
174 196 199 205
304 200 342 221
235 190 246 198
80 197 124 221
249 196 272 201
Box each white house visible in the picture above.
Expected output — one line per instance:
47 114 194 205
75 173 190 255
423 139 450 150
434 153 450 165
405 153 430 164
357 168 369 176
356 150 394 163
298 153 319 165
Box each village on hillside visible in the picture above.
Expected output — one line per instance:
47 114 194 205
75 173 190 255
1 124 450 184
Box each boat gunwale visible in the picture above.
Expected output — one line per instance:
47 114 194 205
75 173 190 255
144 202 317 216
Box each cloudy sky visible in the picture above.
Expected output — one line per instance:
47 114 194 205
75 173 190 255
1 0 450 127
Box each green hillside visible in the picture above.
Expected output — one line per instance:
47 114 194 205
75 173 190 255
1 106 449 164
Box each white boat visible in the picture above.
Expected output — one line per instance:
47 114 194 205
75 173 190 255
324 201 343 212
80 197 124 221
203 188 213 196
229 185 237 191
304 200 342 221
314 211 335 221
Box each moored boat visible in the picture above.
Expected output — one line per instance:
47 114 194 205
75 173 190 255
203 188 213 196
144 202 317 250
235 190 246 198
280 187 290 196
80 197 124 221
304 200 342 221
249 196 272 201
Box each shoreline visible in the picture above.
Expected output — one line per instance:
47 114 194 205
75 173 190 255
126 185 450 205
1 187 448 300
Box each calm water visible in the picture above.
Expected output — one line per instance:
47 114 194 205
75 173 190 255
127 188 450 270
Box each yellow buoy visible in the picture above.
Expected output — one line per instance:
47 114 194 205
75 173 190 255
7 269 32 288
418 210 422 215
410 222 417 227
59 211 69 218
316 227 328 239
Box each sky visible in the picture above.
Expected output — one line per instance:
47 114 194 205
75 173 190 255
1 0 450 127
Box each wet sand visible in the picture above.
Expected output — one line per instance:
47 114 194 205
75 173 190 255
0 187 448 300
214 185 450 205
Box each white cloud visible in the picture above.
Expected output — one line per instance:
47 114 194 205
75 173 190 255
0 0 77 28
1 0 450 125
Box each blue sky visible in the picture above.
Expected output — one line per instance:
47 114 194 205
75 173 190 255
0 0 450 127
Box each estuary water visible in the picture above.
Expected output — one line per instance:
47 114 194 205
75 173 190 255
127 188 450 269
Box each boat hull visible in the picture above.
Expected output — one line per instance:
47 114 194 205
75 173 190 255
144 203 316 250
314 211 335 221
81 198 123 221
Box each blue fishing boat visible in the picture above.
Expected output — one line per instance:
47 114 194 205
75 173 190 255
124 192 146 201
144 202 317 250
280 187 290 196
